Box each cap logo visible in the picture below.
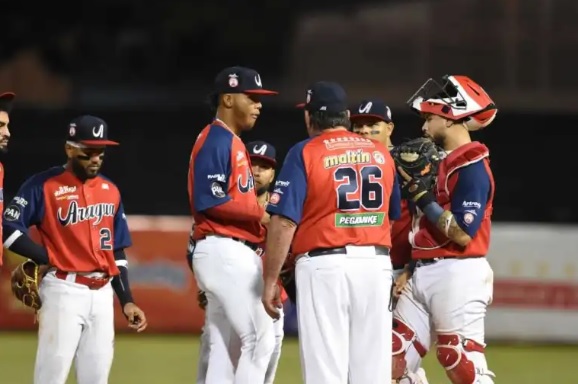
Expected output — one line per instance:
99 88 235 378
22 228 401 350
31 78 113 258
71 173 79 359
253 144 267 155
92 124 104 138
228 74 239 88
254 74 262 87
359 101 373 113
386 106 392 120
306 90 312 104
69 125 76 137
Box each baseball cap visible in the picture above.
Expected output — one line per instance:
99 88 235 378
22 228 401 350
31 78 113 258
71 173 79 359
350 99 392 122
247 141 277 167
214 66 278 95
0 92 15 112
66 115 119 146
296 81 348 113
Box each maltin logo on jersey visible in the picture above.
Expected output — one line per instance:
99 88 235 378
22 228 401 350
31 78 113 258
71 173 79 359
335 212 385 227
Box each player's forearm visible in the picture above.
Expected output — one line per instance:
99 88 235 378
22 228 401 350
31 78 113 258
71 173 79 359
263 215 296 284
3 228 50 264
111 249 135 307
416 194 471 247
206 199 264 222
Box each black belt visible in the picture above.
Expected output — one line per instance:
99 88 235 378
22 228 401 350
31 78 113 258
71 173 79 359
308 246 390 257
198 235 261 253
416 256 483 267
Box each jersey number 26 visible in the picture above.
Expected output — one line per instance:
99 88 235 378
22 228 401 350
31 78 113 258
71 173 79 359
334 165 383 211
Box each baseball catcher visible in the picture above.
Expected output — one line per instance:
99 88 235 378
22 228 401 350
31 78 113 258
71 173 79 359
10 259 48 310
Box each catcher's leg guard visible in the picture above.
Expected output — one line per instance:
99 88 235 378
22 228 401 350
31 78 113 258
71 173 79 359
392 318 427 380
436 334 495 384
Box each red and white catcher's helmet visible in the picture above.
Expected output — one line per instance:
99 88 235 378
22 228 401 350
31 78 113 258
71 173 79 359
407 75 497 131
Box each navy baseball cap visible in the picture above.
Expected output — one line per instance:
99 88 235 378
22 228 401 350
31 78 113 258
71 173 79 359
296 81 348 113
350 99 392 122
66 115 119 146
214 66 278 95
0 92 15 112
247 140 277 167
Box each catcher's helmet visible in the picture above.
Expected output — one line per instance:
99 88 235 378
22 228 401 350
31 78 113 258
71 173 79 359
407 75 497 131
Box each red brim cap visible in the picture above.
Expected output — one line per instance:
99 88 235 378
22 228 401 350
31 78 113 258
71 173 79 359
0 92 15 101
250 154 277 167
295 103 306 108
244 89 278 95
350 113 387 121
80 140 120 146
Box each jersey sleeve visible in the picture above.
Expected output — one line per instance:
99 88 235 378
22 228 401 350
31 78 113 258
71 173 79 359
267 141 309 224
192 127 233 212
113 200 132 250
388 173 402 220
450 161 491 237
3 175 46 236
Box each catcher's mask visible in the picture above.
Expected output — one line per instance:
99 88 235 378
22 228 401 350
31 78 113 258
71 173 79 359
407 75 497 131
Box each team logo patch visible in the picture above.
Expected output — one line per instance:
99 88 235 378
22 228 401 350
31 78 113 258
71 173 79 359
373 151 385 164
211 182 226 198
463 212 474 225
228 74 239 88
269 192 280 204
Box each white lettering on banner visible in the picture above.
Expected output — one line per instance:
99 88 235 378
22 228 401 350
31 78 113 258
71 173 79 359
486 223 578 342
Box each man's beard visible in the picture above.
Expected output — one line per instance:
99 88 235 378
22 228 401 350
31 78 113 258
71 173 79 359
71 158 98 180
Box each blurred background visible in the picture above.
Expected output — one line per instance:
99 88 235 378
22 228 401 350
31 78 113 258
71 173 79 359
1 0 577 382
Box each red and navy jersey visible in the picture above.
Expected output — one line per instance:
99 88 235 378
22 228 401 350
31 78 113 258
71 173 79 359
0 162 4 266
267 130 400 255
3 166 132 275
412 142 494 259
188 121 264 244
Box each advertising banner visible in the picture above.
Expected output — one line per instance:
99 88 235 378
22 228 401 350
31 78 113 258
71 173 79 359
1 219 577 342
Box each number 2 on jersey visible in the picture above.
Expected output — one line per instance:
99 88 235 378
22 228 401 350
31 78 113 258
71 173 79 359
334 165 383 211
99 228 113 250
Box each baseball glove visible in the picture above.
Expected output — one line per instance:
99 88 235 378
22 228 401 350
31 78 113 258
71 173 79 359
391 137 444 194
11 260 44 310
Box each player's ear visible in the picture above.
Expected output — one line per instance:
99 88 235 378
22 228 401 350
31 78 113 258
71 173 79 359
269 170 275 184
387 122 395 135
222 94 234 109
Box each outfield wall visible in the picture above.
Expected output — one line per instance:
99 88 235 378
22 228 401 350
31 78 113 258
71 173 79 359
1 217 576 343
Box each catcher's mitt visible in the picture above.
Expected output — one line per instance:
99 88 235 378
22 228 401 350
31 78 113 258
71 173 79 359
11 260 43 310
391 137 444 192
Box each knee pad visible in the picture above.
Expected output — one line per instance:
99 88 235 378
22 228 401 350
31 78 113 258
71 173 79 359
392 319 427 380
436 334 494 384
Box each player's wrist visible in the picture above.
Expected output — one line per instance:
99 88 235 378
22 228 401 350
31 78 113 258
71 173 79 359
414 190 435 211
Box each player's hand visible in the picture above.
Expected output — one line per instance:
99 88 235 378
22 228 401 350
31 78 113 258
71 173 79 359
393 269 411 299
123 303 148 332
397 167 429 203
262 281 282 320
197 290 208 310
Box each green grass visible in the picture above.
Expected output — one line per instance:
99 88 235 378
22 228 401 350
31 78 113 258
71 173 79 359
0 333 576 383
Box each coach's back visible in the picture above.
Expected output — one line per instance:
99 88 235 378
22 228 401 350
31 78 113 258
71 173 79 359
275 131 396 255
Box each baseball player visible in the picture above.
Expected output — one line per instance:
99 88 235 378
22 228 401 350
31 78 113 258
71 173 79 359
262 81 400 384
351 100 432 384
2 115 147 384
0 91 14 268
398 75 498 384
188 66 277 384
194 140 287 384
